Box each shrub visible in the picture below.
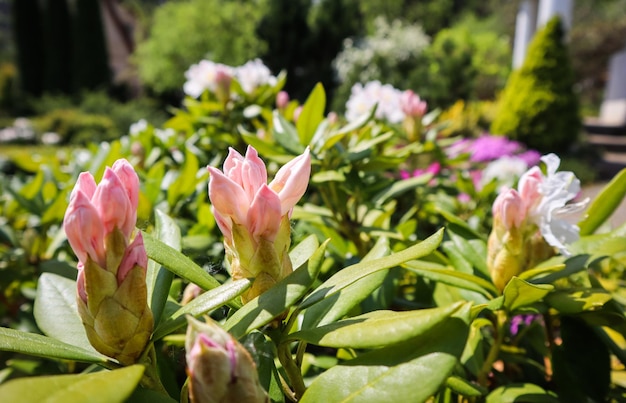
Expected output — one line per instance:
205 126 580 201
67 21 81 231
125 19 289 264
490 17 581 153
134 0 267 95
32 109 116 145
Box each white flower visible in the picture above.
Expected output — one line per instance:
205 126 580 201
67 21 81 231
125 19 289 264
130 119 148 136
345 80 405 123
481 156 528 190
183 60 234 98
234 59 276 94
529 154 588 255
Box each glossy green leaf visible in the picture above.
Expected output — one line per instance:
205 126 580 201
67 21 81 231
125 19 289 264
167 149 200 206
289 302 467 348
273 111 305 154
301 237 390 329
403 260 498 299
445 376 486 397
372 175 432 206
0 365 144 403
296 83 325 146
300 312 469 403
486 383 558 403
143 231 222 292
224 240 328 338
152 279 252 340
289 234 320 272
34 273 101 356
146 209 179 325
579 168 626 235
301 229 444 310
446 230 488 275
0 327 107 363
502 277 553 312
545 289 613 314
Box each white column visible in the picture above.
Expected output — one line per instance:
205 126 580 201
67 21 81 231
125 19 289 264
606 47 626 100
512 0 538 68
537 0 573 31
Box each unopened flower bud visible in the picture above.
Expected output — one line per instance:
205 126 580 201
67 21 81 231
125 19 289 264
185 316 268 403
276 91 289 110
64 160 153 365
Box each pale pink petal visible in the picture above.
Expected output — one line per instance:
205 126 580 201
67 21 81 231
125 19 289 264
269 148 311 215
518 166 543 215
493 189 525 230
212 207 233 244
241 146 268 202
247 185 282 242
91 167 134 239
63 190 105 267
117 233 147 283
111 159 140 210
223 148 245 177
76 264 87 303
208 166 249 226
71 172 97 201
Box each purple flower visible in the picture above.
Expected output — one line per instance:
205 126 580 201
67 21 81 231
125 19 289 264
510 314 539 336
517 150 542 167
469 135 521 162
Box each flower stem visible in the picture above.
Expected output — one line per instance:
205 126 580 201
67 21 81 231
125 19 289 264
278 342 307 400
138 343 169 396
478 310 507 387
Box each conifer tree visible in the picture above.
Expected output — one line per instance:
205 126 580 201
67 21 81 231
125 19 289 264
491 16 580 153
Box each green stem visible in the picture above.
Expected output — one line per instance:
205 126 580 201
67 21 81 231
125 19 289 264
278 342 307 401
477 310 507 387
138 343 169 395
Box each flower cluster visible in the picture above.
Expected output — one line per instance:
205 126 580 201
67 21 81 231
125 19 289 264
207 146 311 303
183 58 277 99
487 153 587 290
346 81 416 124
63 160 153 365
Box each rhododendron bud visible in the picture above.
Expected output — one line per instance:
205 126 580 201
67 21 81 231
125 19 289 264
208 146 310 303
185 316 267 403
400 90 427 118
63 159 153 365
276 91 289 109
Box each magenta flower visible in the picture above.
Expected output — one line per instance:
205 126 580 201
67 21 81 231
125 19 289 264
63 159 153 365
208 146 311 302
469 135 521 162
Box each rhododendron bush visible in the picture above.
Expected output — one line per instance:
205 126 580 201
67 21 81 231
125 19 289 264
1 59 626 403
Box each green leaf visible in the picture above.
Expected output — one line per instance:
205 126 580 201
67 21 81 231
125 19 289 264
167 149 201 206
300 229 444 310
301 237 390 329
143 231 223 292
224 240 328 339
0 365 144 403
445 376 487 398
486 383 558 403
502 277 553 312
146 209 179 325
579 168 626 235
371 175 432 206
33 273 101 356
289 302 467 348
0 327 107 363
273 111 305 154
300 312 469 403
296 83 326 146
152 279 252 340
289 234 320 271
404 260 498 299
545 289 613 314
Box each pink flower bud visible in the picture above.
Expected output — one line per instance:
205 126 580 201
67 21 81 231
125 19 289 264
400 90 427 118
276 91 290 109
518 166 543 213
492 189 525 230
71 172 97 201
248 185 282 242
64 190 106 267
112 159 140 211
293 106 303 122
117 233 148 283
91 168 134 239
269 147 311 215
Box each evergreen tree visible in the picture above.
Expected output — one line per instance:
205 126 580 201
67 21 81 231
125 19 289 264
490 17 580 153
42 0 72 94
72 0 110 91
12 0 44 96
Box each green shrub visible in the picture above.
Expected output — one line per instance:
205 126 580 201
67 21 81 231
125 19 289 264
490 17 581 153
134 0 267 95
32 109 116 145
0 63 17 114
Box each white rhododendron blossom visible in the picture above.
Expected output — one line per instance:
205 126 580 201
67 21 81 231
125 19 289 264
345 81 405 124
183 60 234 98
235 59 277 94
527 154 588 255
481 156 529 190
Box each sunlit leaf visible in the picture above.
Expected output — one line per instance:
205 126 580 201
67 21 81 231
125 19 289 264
579 168 626 235
0 365 144 403
502 277 553 312
296 83 325 146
